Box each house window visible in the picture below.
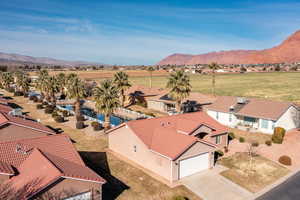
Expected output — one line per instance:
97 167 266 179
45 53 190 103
261 119 269 129
216 112 219 120
215 136 221 144
133 145 137 152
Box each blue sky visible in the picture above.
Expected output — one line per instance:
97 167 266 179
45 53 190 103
0 0 300 65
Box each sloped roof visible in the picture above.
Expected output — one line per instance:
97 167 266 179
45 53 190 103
0 134 105 184
0 112 55 134
0 160 14 175
125 112 227 160
0 104 13 114
206 96 295 121
8 148 62 198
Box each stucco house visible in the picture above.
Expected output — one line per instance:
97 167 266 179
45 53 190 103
108 112 228 184
206 96 300 134
0 134 105 200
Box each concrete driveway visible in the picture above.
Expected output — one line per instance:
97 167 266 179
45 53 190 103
181 166 252 200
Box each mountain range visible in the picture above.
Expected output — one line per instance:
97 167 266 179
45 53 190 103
158 30 300 65
0 52 102 66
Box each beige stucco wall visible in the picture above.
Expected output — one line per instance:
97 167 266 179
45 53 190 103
109 126 172 181
147 100 166 112
172 142 215 181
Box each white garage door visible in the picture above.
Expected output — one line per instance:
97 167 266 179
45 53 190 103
179 153 209 179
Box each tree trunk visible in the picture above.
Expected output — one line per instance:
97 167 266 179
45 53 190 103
212 71 216 96
104 114 111 131
176 101 181 113
121 90 125 107
75 99 81 119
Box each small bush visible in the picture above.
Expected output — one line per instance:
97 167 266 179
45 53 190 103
62 110 69 117
76 121 85 129
272 127 286 144
45 106 54 114
30 96 38 102
42 101 48 106
52 112 59 118
14 91 24 96
76 115 85 121
278 155 292 166
6 88 15 93
54 115 64 123
36 104 43 109
24 93 29 98
145 112 155 117
251 141 259 147
91 121 99 127
172 195 188 200
239 137 245 143
228 132 235 139
265 140 272 146
91 122 102 131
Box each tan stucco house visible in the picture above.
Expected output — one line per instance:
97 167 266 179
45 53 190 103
108 112 228 184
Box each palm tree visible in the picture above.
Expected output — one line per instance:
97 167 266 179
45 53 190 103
209 62 219 96
147 66 155 88
66 77 86 119
1 72 13 90
56 73 67 97
93 80 120 130
45 76 59 106
17 73 31 95
36 70 49 101
113 71 131 107
166 70 191 112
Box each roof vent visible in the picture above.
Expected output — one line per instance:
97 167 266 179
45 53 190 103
229 105 234 111
237 97 247 104
15 144 30 155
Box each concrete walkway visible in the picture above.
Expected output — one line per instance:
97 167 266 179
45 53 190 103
181 166 252 200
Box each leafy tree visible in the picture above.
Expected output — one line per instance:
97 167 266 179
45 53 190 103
166 70 191 112
209 62 220 96
113 71 131 107
93 80 120 130
66 77 86 120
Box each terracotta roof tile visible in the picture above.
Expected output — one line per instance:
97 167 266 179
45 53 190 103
0 104 13 114
125 112 227 160
0 134 105 184
0 160 14 175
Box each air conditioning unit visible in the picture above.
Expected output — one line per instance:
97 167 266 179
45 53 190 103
8 108 23 116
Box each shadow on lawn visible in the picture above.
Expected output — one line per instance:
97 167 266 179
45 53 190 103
80 151 129 200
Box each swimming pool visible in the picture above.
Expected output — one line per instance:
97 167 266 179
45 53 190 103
59 105 124 126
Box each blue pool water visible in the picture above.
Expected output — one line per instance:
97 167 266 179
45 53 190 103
60 105 123 126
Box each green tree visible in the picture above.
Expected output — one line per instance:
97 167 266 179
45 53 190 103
209 62 220 96
147 66 155 88
113 71 131 107
36 70 49 101
93 80 120 130
1 72 13 90
166 70 191 112
66 77 86 119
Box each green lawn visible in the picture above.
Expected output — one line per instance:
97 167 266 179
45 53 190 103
95 72 300 102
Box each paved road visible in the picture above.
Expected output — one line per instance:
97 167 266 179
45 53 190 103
256 172 300 200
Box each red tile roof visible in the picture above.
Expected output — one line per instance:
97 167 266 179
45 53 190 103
125 112 227 160
0 112 55 134
8 148 62 198
0 160 14 175
0 104 13 114
0 134 105 186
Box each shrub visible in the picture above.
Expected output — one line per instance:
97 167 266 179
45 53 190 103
251 141 259 147
91 121 99 127
62 110 69 117
45 106 54 114
272 127 286 144
76 121 85 129
265 140 272 146
239 137 245 143
30 96 38 102
14 91 24 96
42 101 48 106
91 122 102 131
6 87 14 93
228 132 235 139
24 93 29 98
216 150 224 157
36 104 43 109
172 195 188 200
52 112 59 118
76 115 85 121
278 155 292 166
54 115 64 123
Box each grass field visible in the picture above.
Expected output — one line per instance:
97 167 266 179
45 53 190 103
32 70 300 102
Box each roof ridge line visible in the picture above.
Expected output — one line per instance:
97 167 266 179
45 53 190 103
0 134 68 145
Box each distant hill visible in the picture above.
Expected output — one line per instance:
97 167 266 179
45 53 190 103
0 52 103 66
158 30 300 65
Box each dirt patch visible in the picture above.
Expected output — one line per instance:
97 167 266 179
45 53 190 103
218 152 290 193
230 128 272 144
